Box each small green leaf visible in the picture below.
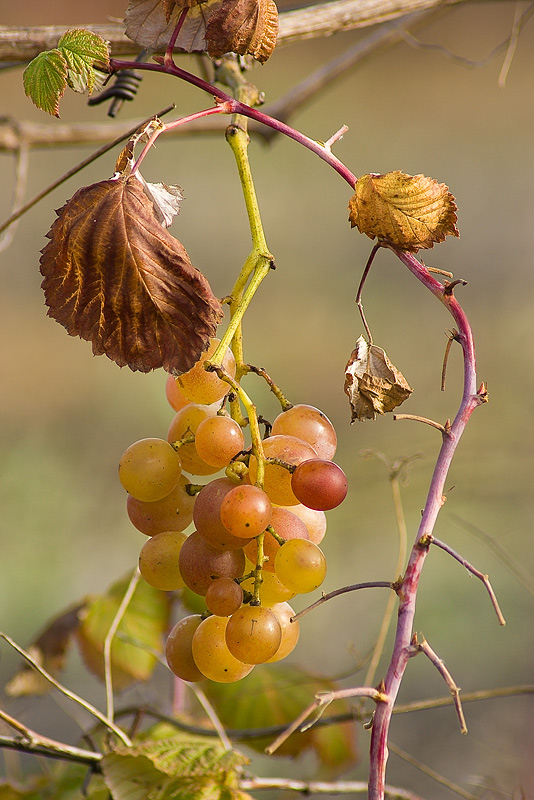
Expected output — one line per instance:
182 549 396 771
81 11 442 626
23 49 68 116
58 29 110 94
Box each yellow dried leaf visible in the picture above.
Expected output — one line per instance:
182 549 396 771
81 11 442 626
344 336 412 421
348 171 459 252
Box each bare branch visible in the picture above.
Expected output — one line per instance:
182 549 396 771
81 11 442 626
240 776 424 799
430 536 506 625
0 1 470 63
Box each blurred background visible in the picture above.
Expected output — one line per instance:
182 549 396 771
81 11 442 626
0 1 533 797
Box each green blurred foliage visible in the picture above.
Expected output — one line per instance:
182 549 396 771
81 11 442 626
0 3 533 798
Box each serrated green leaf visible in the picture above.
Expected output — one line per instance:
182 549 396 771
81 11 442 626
76 574 169 689
103 734 250 800
58 28 109 94
23 49 68 116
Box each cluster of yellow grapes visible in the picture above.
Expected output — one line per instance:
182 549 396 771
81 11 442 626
118 338 348 683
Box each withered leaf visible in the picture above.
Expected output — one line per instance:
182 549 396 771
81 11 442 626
5 602 86 696
125 0 223 52
348 171 459 252
206 0 279 63
344 335 412 422
40 176 223 374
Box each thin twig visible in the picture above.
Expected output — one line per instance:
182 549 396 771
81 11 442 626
266 687 387 755
388 741 479 800
441 329 458 391
355 243 382 344
189 684 232 751
415 635 467 734
0 631 131 747
103 566 141 723
240 776 424 799
430 536 506 625
393 414 448 434
292 582 394 622
0 137 28 252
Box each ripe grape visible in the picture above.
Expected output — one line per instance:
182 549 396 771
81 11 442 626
274 539 327 593
195 415 245 468
291 459 348 510
220 485 272 539
119 438 182 502
192 615 254 683
225 605 282 664
205 577 244 617
167 403 220 476
178 531 245 595
277 503 327 545
165 375 191 413
240 560 296 606
126 474 196 536
194 478 254 550
267 602 299 662
176 338 236 405
243 507 308 572
248 435 317 505
271 404 337 460
138 531 187 590
165 615 204 682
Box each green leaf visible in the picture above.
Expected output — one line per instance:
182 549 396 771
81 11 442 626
102 731 250 800
204 663 359 767
76 574 169 690
58 29 110 94
23 49 68 116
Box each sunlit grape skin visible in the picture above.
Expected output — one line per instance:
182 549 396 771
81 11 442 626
165 615 205 682
225 605 282 664
240 560 296 606
126 474 196 536
291 459 348 511
274 539 327 593
267 602 300 662
243 507 308 572
271 404 337 461
192 615 254 683
138 530 187 590
119 438 182 502
194 478 254 551
248 435 317 505
165 375 191 413
195 415 245 468
178 530 245 596
167 403 220 476
220 485 272 539
205 577 244 617
176 338 236 404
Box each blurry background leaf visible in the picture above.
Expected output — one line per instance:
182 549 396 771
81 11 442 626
76 574 169 690
125 0 223 53
39 175 223 374
5 601 86 696
204 663 358 768
349 171 459 252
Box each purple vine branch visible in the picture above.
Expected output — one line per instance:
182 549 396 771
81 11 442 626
367 246 489 800
109 57 357 186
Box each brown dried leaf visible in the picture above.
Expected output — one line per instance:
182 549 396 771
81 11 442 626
5 603 86 696
206 0 278 63
348 171 459 252
344 335 412 422
39 176 223 374
125 0 223 52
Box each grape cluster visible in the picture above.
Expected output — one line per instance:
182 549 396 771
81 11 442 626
118 338 348 683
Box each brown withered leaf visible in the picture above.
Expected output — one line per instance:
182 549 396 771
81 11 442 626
40 176 223 374
206 0 278 63
344 335 412 421
5 602 86 696
125 0 223 52
348 171 459 252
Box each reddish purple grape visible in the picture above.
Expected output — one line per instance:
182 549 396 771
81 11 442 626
290 459 347 511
